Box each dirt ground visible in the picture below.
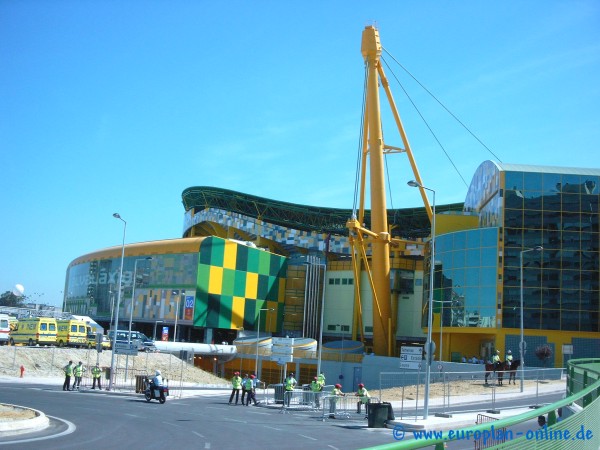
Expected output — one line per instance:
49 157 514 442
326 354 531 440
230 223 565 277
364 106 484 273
0 404 37 421
0 346 228 385
380 378 564 401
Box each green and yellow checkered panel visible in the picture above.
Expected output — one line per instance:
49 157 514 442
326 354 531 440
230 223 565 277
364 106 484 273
194 237 287 331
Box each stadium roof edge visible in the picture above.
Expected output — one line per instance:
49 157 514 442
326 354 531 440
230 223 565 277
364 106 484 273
181 186 464 238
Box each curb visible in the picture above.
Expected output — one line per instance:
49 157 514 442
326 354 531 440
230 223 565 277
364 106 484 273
0 404 49 437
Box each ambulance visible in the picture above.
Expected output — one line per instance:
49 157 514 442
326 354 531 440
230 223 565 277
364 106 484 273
56 319 87 347
0 314 10 345
9 317 58 346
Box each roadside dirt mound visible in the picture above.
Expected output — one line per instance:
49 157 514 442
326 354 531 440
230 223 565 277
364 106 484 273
0 346 228 386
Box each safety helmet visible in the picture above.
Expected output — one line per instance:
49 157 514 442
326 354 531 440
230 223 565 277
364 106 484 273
335 383 342 388
234 371 240 375
250 374 255 379
496 350 500 353
314 376 318 380
358 383 364 388
155 370 161 375
290 372 294 376
508 350 512 354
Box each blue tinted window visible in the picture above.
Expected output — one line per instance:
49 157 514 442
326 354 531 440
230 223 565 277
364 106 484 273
468 231 481 249
542 173 562 194
466 249 480 267
524 172 542 191
505 171 523 190
480 267 497 286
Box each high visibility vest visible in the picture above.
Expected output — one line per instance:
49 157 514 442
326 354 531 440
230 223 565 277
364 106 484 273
331 387 343 396
232 376 242 389
64 365 73 376
506 355 513 362
285 377 296 391
244 378 253 390
310 381 321 392
492 354 500 363
74 365 84 376
357 387 370 402
92 367 101 378
317 374 325 385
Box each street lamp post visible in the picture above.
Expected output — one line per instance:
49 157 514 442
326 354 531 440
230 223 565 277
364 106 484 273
125 257 152 380
304 258 327 377
171 290 183 342
408 180 435 419
317 260 326 379
109 213 126 391
519 246 543 393
255 308 274 377
433 299 453 362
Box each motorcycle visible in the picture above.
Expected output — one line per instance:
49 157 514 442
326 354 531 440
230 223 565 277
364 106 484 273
144 377 169 404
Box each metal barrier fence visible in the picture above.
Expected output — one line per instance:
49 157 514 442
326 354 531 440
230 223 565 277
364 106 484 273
474 414 505 449
318 395 381 421
380 367 565 419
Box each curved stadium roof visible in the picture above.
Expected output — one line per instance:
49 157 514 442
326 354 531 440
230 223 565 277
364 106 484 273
182 186 464 239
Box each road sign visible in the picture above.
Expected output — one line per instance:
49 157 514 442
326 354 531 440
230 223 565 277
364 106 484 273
114 342 138 356
400 346 423 355
271 337 294 363
273 355 293 365
400 354 422 362
399 346 423 369
399 361 421 370
562 344 573 355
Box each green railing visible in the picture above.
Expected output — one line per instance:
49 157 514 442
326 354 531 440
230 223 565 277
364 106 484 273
364 358 600 450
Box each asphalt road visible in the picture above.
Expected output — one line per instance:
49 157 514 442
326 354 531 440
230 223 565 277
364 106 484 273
0 382 394 450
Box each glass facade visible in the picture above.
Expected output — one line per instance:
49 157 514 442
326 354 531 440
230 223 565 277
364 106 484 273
431 228 499 328
501 169 600 332
65 253 198 320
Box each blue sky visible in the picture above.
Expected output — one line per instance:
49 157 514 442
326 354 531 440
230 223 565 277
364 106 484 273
1 1 598 307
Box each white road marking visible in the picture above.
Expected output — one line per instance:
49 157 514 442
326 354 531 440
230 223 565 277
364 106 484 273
263 425 282 431
0 415 76 445
298 434 318 441
192 431 205 438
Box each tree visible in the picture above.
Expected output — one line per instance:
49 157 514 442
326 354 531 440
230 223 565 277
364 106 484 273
535 344 553 368
0 291 25 307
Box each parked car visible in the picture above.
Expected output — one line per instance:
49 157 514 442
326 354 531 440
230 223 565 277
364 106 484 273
87 332 111 349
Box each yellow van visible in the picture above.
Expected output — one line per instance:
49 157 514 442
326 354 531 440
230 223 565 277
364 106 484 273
9 317 57 346
56 319 87 347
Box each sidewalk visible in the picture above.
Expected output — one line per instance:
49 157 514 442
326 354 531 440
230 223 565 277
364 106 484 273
385 380 565 432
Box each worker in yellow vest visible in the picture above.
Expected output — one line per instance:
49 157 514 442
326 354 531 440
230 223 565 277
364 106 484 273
310 376 323 408
228 371 242 405
63 360 73 391
91 363 102 390
329 383 345 418
355 383 371 415
244 374 258 406
317 372 326 389
284 372 297 407
72 361 85 390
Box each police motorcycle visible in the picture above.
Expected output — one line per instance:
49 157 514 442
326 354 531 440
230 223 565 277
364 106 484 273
144 376 169 404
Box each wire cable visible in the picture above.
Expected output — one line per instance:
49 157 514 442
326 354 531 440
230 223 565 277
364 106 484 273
381 55 469 188
382 46 503 164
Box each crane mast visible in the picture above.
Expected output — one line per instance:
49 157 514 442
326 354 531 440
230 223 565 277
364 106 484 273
347 25 432 357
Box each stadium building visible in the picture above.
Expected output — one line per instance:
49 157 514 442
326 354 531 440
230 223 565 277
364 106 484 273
64 161 600 378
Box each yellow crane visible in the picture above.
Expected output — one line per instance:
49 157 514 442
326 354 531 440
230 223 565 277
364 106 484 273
346 25 433 356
